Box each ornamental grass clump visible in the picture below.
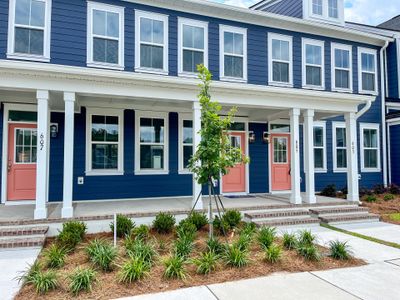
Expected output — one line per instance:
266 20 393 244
176 219 197 241
110 214 135 238
44 244 67 269
240 222 257 237
191 251 219 275
85 239 117 271
258 227 277 249
296 230 320 261
329 240 352 260
384 193 395 201
282 232 297 250
153 212 176 234
56 221 87 251
131 224 150 240
163 255 187 280
118 257 150 283
264 244 282 264
206 237 226 254
125 237 157 266
224 243 249 268
30 270 58 295
234 232 253 251
68 267 97 296
16 261 41 286
174 235 194 259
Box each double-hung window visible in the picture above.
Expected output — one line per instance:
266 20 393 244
178 114 193 173
332 43 352 92
360 123 380 172
86 108 124 175
220 25 247 82
358 48 378 94
268 33 292 86
313 122 326 172
8 0 51 61
178 18 208 76
328 0 338 18
312 0 323 15
135 112 169 174
302 39 324 89
135 10 168 74
87 2 124 69
333 122 347 172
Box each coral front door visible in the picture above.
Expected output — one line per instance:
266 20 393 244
270 134 291 191
222 132 246 193
7 124 37 201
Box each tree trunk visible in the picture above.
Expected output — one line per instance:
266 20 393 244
208 181 213 239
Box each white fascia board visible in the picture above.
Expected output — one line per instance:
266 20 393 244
122 0 393 46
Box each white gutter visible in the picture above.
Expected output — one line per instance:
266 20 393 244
381 41 390 186
355 100 372 119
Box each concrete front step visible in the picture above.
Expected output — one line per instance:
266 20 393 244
255 217 320 227
245 209 310 220
0 235 46 248
0 226 49 237
319 213 380 224
309 206 369 215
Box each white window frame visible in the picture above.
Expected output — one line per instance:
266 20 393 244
304 0 344 24
360 123 381 172
135 10 169 75
332 121 347 172
86 2 125 70
358 47 378 95
312 0 323 16
313 121 327 173
331 43 353 93
327 0 339 18
178 18 208 77
268 33 293 87
219 25 247 83
7 0 52 62
85 107 124 176
178 113 193 174
135 111 169 175
302 38 325 90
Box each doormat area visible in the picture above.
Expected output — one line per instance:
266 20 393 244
224 195 256 199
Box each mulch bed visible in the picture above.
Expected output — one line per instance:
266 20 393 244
361 196 400 225
16 229 365 300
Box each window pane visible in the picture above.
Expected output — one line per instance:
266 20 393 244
335 69 349 89
306 44 322 65
233 33 243 55
314 148 324 168
140 18 152 43
183 120 193 144
15 28 43 55
29 29 44 55
337 149 347 168
336 127 346 147
105 116 119 142
140 145 164 169
224 32 233 54
92 144 118 169
23 129 31 145
93 10 106 36
16 129 23 145
363 129 377 148
107 12 119 38
93 38 106 63
15 0 30 25
272 39 289 61
106 39 118 64
140 118 164 143
140 44 163 69
183 50 203 73
31 0 45 27
224 55 243 78
193 26 204 49
14 27 29 53
314 127 323 147
183 145 193 168
183 25 193 48
361 53 375 72
312 0 323 15
92 115 106 141
335 49 349 69
328 0 338 18
362 73 375 91
152 20 164 44
32 146 37 163
272 62 289 82
306 66 322 86
364 149 377 168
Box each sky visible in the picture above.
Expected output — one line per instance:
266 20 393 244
211 0 399 26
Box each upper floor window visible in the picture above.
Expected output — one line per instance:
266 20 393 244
302 39 324 89
7 0 51 61
360 123 380 172
178 18 208 76
268 33 293 86
305 0 344 24
87 2 124 70
358 48 378 94
313 122 327 172
328 0 338 18
220 25 247 82
332 43 352 92
135 10 168 75
312 0 323 15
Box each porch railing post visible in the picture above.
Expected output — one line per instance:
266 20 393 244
345 112 360 202
303 109 316 203
290 108 302 204
34 90 50 220
192 101 203 210
62 92 75 218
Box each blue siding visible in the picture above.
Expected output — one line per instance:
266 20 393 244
257 0 303 19
249 123 269 193
0 0 8 59
390 124 400 186
49 112 65 201
387 42 399 99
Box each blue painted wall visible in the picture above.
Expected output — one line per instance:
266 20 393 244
256 0 303 18
0 0 8 60
390 124 400 186
387 41 399 99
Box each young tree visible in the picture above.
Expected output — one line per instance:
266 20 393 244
189 65 249 237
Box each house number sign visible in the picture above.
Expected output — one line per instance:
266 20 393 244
40 133 45 151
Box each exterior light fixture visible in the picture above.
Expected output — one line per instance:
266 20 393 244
248 131 256 143
50 123 58 138
262 131 270 144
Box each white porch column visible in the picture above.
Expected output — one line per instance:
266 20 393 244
62 92 75 218
303 109 316 203
345 112 360 202
192 101 203 209
34 90 50 219
290 108 302 204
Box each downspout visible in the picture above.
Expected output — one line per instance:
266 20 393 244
380 41 389 187
355 100 372 119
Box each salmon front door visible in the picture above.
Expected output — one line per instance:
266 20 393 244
270 134 291 191
222 132 246 193
7 124 37 201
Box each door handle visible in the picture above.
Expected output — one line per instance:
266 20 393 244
7 160 12 173
288 168 291 175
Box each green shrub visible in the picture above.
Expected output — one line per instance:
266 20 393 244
85 239 117 271
282 232 297 250
186 212 208 230
110 215 135 238
224 244 249 268
320 184 337 197
258 227 276 249
222 210 242 228
329 240 352 260
364 194 377 203
118 257 150 283
297 230 316 247
44 244 67 269
384 193 395 201
174 235 194 259
31 270 58 295
206 237 225 254
264 244 282 263
192 251 219 275
62 221 87 239
125 237 157 265
153 212 176 234
16 261 41 285
296 244 320 261
240 222 257 237
68 268 97 296
131 224 150 240
213 216 230 235
163 255 187 280
234 233 253 251
56 221 87 251
389 184 400 195
176 219 197 241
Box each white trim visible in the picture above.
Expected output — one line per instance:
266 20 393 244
7 0 52 62
177 17 208 77
86 2 125 70
219 25 248 83
358 47 378 95
178 112 193 174
268 33 293 87
331 43 353 93
332 121 347 172
135 111 169 175
85 107 124 175
397 38 400 98
313 121 327 172
302 38 325 90
360 123 381 172
135 10 169 75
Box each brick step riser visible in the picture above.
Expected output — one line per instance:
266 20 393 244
319 215 380 223
255 219 320 227
0 238 45 249
0 229 48 237
310 208 369 215
245 211 309 220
